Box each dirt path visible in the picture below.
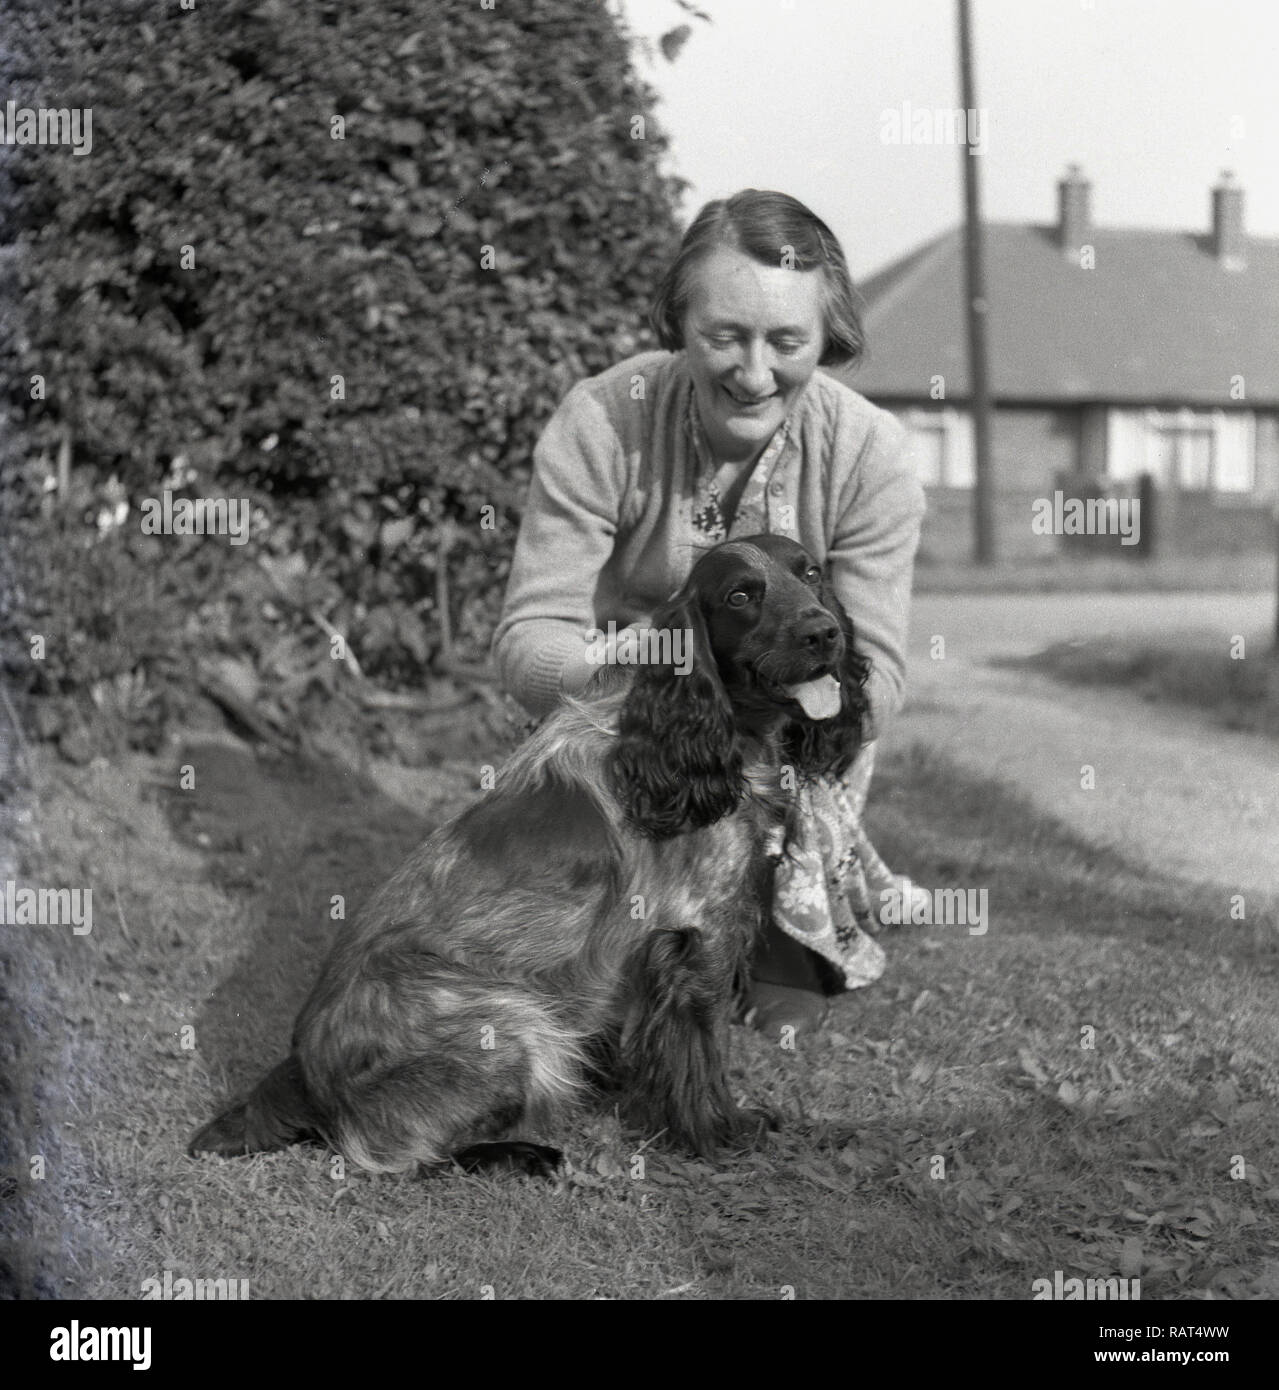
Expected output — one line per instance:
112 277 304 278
884 592 1278 908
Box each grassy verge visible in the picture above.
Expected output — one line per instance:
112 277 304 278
3 734 1277 1300
997 638 1279 740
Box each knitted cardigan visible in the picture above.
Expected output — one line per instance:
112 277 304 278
492 350 925 737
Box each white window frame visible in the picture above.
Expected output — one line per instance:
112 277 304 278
1141 408 1255 495
903 407 975 489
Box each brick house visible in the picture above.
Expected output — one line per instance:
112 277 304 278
838 168 1279 561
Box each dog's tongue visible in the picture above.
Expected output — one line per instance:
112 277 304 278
786 674 841 720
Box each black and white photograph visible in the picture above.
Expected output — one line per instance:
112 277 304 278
1 0 1276 1339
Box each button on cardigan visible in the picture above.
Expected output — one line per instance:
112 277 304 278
492 350 925 736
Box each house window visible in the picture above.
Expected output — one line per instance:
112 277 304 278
1214 412 1256 493
909 416 946 487
1149 419 1213 490
1143 410 1254 494
904 409 975 488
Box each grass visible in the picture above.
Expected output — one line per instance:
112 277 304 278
3 729 1278 1301
998 637 1279 740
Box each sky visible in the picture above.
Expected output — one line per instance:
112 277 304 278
615 0 1279 278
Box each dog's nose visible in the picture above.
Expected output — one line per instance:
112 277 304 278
794 610 840 655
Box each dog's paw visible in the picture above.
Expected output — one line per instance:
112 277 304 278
451 1141 564 1180
187 1105 250 1159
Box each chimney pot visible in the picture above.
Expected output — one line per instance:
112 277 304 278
1057 165 1091 257
1211 171 1245 270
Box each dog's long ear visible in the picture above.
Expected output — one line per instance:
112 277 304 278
785 585 872 779
609 595 743 838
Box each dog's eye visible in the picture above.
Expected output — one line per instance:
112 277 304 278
804 565 822 585
726 590 751 609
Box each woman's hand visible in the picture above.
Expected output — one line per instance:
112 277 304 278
561 621 648 698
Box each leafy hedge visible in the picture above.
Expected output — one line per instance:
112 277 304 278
0 0 686 749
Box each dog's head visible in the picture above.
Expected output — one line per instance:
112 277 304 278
610 535 871 837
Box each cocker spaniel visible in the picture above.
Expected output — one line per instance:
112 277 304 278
189 535 870 1176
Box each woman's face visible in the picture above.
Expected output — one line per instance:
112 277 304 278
682 244 827 465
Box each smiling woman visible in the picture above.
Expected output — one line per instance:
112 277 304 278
681 249 825 462
652 193 865 466
493 189 928 1035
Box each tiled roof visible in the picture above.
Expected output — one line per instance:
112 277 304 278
840 222 1279 406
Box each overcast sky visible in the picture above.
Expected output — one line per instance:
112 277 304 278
616 0 1279 278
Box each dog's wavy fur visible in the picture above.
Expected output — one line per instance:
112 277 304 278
189 535 870 1173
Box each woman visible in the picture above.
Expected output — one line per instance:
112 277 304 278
493 189 925 1037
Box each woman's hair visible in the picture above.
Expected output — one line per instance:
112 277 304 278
647 189 866 369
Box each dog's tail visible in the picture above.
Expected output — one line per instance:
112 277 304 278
188 1054 323 1159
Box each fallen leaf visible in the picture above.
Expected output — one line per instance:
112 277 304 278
1018 1049 1049 1083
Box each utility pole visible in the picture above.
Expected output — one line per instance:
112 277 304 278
958 0 995 564
1273 504 1279 649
